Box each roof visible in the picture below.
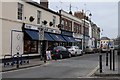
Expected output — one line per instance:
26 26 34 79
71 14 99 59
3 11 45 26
101 37 110 40
26 2 60 16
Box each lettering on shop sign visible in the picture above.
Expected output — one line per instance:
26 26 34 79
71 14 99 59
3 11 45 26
25 24 38 30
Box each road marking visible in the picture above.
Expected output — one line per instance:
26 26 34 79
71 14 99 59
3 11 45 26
86 65 99 77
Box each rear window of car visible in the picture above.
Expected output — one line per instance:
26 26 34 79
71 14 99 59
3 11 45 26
54 46 67 51
66 46 71 48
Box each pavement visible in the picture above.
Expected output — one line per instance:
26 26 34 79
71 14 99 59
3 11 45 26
94 63 120 77
93 54 120 78
1 58 45 72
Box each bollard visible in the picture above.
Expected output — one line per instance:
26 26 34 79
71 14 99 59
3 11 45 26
110 50 112 70
106 51 108 66
99 54 102 73
113 49 115 71
16 52 19 68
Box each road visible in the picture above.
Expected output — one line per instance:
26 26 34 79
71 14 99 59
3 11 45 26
2 53 106 78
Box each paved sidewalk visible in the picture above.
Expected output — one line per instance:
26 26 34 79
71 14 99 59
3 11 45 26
1 58 45 72
94 61 120 78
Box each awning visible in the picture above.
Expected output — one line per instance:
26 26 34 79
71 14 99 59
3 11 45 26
44 33 54 41
49 34 66 42
74 38 82 42
25 30 39 40
63 36 76 42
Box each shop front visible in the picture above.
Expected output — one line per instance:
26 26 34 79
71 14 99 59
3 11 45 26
47 32 67 47
73 33 83 50
22 24 40 57
61 30 76 47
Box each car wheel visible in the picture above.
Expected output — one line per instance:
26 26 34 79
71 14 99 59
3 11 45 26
68 53 71 58
80 51 83 56
60 54 63 59
75 52 77 56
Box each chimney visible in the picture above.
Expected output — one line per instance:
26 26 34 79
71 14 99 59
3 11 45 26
74 11 84 19
40 0 49 8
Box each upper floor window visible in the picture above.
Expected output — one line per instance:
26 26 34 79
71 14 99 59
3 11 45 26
61 19 65 29
18 3 23 20
53 16 56 27
37 10 41 24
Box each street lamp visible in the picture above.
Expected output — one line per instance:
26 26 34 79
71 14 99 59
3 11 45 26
83 10 92 51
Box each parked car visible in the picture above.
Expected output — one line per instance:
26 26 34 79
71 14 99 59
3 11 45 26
114 45 119 50
84 46 94 54
51 46 71 59
67 46 83 56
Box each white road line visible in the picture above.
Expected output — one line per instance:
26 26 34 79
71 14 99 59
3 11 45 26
86 65 99 77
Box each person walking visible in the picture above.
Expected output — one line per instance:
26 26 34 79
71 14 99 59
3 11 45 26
46 49 52 61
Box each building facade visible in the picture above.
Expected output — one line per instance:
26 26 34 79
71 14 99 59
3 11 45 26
0 0 61 59
59 10 83 49
100 37 110 52
74 11 100 49
1 0 101 59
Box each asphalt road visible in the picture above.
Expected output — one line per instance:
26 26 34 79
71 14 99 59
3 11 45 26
2 53 106 78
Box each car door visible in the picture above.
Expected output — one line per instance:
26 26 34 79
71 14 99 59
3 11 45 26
75 46 78 55
77 46 81 55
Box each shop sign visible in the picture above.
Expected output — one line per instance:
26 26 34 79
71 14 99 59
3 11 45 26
25 24 38 30
44 27 61 34
75 38 82 42
61 30 72 36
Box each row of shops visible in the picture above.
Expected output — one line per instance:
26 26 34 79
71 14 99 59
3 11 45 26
23 23 82 56
1 1 99 59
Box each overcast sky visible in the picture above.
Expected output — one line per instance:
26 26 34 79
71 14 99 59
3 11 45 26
33 0 119 39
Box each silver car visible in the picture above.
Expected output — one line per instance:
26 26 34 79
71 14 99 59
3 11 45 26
67 46 83 56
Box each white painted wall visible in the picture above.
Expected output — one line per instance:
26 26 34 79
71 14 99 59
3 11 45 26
1 1 60 59
0 1 2 59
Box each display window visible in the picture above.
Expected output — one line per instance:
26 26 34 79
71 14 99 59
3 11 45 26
24 40 38 54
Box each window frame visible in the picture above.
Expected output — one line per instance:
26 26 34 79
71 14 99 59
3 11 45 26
53 16 56 27
37 10 41 24
18 3 23 20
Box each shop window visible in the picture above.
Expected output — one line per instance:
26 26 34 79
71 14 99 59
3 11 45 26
18 3 23 20
24 40 38 54
61 19 65 29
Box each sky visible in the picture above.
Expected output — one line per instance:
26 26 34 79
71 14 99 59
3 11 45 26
33 0 119 39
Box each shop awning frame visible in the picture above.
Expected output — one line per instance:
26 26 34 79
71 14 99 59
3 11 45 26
62 36 76 42
25 29 39 40
49 33 66 42
44 32 54 41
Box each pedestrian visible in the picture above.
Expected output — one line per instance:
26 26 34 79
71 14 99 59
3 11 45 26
46 49 52 61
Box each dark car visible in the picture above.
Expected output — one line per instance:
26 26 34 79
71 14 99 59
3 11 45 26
51 46 71 59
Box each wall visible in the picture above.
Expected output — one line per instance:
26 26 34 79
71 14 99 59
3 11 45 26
0 1 2 59
2 20 23 58
24 2 60 30
1 1 60 59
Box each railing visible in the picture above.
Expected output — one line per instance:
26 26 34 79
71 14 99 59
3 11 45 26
3 53 29 68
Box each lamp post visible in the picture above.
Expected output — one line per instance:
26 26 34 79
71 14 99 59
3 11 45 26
83 10 92 51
